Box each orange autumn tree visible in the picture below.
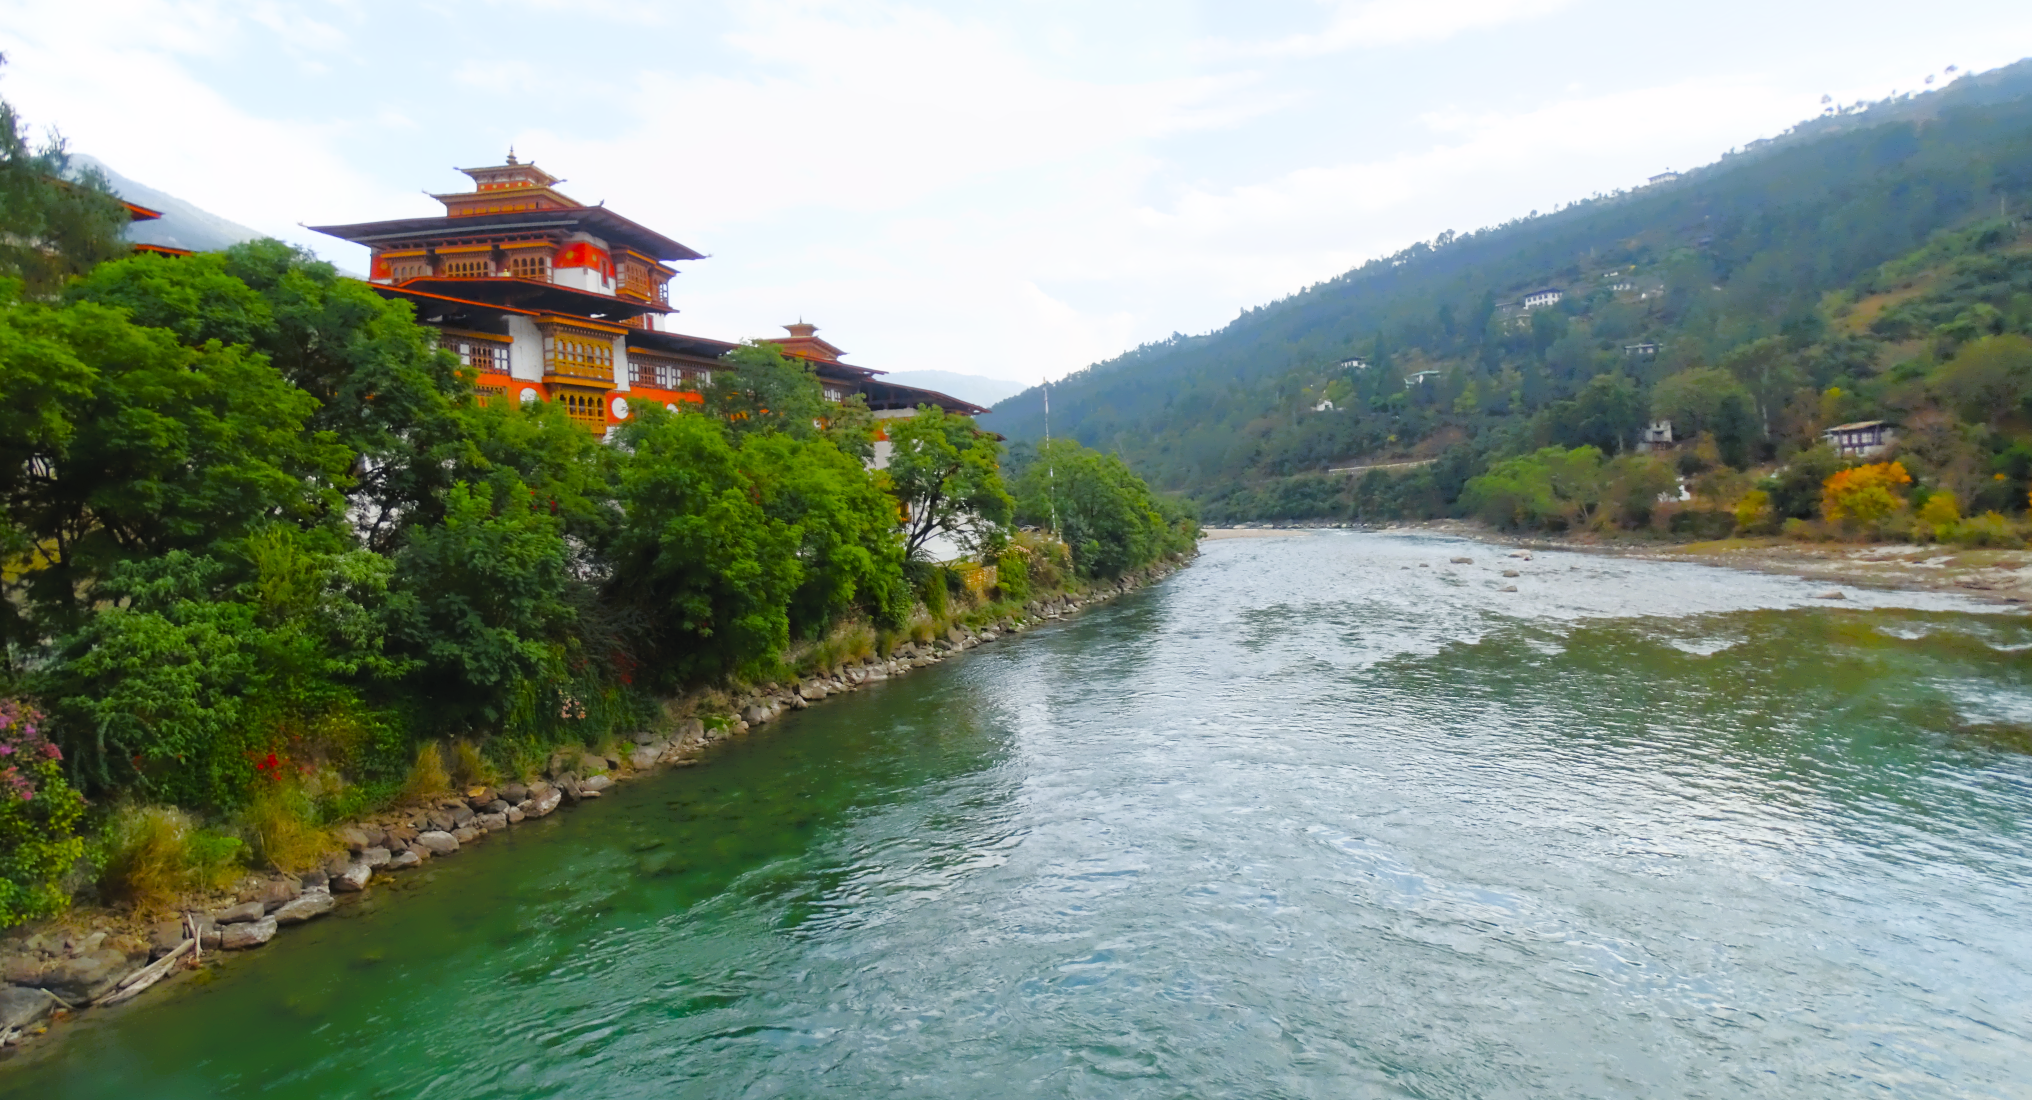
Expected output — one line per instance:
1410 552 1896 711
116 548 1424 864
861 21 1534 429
1821 461 1912 526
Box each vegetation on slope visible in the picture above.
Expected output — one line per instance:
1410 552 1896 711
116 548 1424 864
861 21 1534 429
989 61 2032 528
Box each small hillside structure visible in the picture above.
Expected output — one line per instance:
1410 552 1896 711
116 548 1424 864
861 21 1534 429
1635 420 1675 451
1648 171 1682 185
1339 357 1368 370
1404 370 1441 387
1623 342 1660 358
1521 288 1564 310
1822 420 1897 458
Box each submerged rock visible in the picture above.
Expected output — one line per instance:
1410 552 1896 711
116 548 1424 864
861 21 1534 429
1814 589 1846 600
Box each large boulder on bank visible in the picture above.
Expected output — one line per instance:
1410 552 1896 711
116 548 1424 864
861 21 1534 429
331 863 372 893
477 812 508 833
524 787 561 818
499 782 529 804
146 920 188 958
212 901 266 924
0 985 55 1029
581 774 613 794
273 890 334 925
386 848 423 870
241 877 302 912
36 948 143 1001
221 917 277 950
360 847 392 870
452 825 482 844
447 803 476 828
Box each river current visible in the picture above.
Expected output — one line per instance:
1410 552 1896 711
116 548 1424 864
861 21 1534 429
9 533 2032 1099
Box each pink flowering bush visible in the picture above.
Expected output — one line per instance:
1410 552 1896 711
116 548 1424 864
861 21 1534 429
0 699 87 926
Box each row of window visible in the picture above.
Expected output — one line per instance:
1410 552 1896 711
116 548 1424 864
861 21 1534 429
445 337 507 374
387 255 554 281
546 332 614 381
627 359 712 390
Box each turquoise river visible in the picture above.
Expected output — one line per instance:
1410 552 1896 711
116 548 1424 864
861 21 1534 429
6 533 2031 1098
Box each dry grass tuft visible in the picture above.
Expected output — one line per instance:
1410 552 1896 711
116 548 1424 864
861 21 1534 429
402 742 451 802
448 740 499 788
100 805 244 914
242 781 334 873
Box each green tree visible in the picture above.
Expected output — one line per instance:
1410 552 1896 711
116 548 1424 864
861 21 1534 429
0 283 349 646
1012 439 1192 578
69 244 473 552
737 431 908 634
884 407 1013 561
0 88 128 296
1931 334 2032 426
384 480 577 730
608 407 802 684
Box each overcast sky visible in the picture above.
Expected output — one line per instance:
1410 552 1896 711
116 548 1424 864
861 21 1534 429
4 2 2029 384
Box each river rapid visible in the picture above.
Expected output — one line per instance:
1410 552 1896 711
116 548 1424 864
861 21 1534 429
9 533 2032 1099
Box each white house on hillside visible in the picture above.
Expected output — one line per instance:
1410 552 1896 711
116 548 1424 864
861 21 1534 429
1522 288 1563 310
1822 420 1897 457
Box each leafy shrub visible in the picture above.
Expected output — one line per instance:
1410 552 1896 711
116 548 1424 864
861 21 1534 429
1668 510 1736 539
1734 489 1776 534
1951 510 2024 548
0 701 86 926
99 804 243 914
1822 461 1912 526
995 548 1032 604
1917 490 1962 541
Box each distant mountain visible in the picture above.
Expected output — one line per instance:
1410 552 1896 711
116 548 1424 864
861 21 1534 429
986 58 2032 520
72 154 265 253
878 370 1027 408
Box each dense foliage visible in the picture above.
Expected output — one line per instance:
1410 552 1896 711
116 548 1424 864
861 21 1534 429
988 61 2032 529
0 103 1192 920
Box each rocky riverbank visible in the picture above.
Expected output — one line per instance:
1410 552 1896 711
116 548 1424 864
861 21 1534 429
0 555 1191 1057
1205 521 2032 606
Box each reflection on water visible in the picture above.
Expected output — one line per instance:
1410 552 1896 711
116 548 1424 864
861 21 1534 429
8 533 2032 1099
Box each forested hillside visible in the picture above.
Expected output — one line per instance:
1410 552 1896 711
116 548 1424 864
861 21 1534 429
989 60 2032 523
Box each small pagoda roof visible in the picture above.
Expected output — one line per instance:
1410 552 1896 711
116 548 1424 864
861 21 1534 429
308 206 705 263
391 275 672 320
122 200 163 222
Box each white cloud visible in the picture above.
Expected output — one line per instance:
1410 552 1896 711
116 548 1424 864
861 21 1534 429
1215 0 1580 57
0 0 404 255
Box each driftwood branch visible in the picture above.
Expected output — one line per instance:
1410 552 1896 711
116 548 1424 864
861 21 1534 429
94 937 195 1008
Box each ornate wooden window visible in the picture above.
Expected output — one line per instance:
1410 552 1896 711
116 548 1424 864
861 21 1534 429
476 384 508 407
509 254 549 280
542 326 616 384
441 333 508 374
388 259 429 280
442 256 492 278
557 390 605 429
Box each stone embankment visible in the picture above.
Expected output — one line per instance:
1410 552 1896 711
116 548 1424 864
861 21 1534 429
0 556 1189 1053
